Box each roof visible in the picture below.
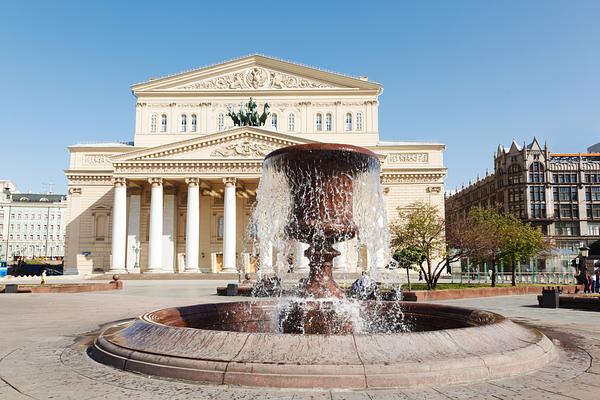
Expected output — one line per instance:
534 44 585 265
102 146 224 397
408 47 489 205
12 194 66 203
132 54 381 88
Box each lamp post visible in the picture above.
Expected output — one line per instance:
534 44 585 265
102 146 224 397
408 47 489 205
578 245 590 283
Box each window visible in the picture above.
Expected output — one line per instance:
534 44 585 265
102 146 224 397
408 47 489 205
589 223 600 236
217 216 224 239
271 113 278 130
345 113 353 131
315 113 322 131
528 162 545 183
180 114 187 132
553 186 578 202
529 186 546 219
585 186 600 202
325 113 332 131
507 164 523 185
587 204 600 220
554 204 579 219
288 113 296 132
160 114 167 132
555 222 580 236
356 112 363 131
553 173 578 183
218 113 225 131
150 114 157 132
191 114 197 132
585 173 600 183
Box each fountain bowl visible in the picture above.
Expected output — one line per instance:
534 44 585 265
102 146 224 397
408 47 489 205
89 301 555 389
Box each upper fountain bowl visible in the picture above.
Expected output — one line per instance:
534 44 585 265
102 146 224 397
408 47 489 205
263 143 380 243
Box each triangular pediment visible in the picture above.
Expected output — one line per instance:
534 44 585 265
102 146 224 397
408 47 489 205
112 127 316 163
132 55 381 93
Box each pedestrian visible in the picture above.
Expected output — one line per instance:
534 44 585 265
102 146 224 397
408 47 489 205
418 270 423 281
593 270 600 293
583 271 592 294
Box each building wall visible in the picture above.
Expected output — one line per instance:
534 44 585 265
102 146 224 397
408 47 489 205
446 139 600 272
64 56 447 275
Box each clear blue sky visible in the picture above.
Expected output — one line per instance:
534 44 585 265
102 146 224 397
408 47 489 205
1 1 599 194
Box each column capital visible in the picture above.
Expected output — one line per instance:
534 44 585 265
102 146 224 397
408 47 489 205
223 177 236 187
113 177 127 187
185 177 200 187
148 177 163 187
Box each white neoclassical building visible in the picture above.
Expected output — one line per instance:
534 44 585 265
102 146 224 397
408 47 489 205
64 55 447 275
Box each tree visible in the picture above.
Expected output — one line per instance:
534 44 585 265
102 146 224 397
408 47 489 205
390 202 467 290
498 216 548 286
392 245 425 291
451 207 549 287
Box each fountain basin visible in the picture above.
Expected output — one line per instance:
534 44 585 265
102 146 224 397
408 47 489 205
89 301 555 389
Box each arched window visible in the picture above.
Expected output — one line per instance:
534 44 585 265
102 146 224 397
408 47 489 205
288 113 296 132
191 114 197 132
356 112 363 131
345 113 353 131
180 114 187 132
218 113 225 131
271 113 278 130
325 113 333 131
315 113 323 131
160 114 167 132
150 114 157 132
529 162 545 183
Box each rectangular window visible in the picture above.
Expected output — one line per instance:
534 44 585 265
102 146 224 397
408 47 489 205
585 186 600 202
587 204 600 219
555 222 580 236
589 223 600 236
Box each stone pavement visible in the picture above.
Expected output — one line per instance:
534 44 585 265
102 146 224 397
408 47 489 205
0 282 598 399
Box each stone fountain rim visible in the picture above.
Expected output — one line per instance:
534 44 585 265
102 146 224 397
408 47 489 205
89 300 556 389
265 143 378 160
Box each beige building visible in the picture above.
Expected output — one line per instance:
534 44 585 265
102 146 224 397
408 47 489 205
64 55 446 275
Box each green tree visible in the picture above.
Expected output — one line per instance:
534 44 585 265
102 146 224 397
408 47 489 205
392 245 425 291
390 202 473 290
457 207 549 287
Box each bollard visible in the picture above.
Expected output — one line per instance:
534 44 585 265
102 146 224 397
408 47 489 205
226 283 238 296
5 284 18 294
541 286 559 308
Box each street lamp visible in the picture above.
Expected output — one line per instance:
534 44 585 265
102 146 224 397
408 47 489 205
578 245 590 283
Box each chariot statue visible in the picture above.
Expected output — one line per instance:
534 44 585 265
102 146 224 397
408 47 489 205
227 98 270 127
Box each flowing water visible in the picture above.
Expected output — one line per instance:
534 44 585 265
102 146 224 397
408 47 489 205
247 147 407 334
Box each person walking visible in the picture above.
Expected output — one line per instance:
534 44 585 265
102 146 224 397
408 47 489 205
593 270 600 293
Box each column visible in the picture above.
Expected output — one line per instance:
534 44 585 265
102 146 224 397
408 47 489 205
221 177 237 273
184 178 200 272
109 178 127 273
259 240 273 274
126 188 141 272
294 241 310 272
147 178 163 273
333 241 348 272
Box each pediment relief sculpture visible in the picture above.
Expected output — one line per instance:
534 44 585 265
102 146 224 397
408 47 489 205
210 139 276 158
178 67 335 90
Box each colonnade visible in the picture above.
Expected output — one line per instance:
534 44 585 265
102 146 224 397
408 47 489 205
109 177 376 274
109 177 239 273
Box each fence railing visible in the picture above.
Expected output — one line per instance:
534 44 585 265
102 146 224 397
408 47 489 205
450 271 577 285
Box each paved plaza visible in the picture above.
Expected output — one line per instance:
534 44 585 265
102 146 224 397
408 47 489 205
0 280 599 399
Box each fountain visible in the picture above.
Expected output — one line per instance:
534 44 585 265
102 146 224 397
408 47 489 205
89 143 556 389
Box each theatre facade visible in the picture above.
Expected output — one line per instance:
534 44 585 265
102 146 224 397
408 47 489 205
64 55 446 275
